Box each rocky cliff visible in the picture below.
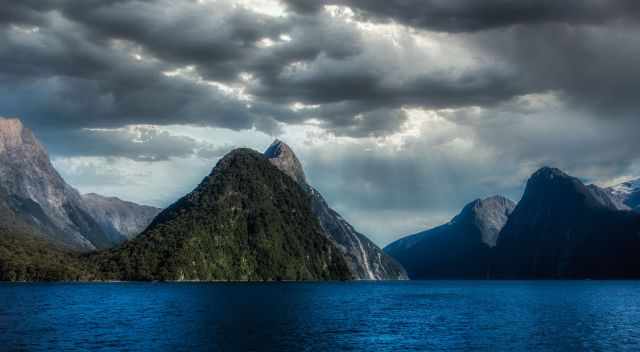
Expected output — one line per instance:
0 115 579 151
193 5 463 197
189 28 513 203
264 140 407 280
0 117 163 251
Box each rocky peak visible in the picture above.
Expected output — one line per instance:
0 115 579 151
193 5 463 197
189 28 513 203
0 118 67 203
0 118 26 150
0 117 46 155
454 195 516 247
529 166 571 183
525 166 615 210
0 117 112 250
264 140 306 184
263 140 407 280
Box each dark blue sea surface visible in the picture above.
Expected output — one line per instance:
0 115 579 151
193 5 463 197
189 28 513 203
1 281 639 351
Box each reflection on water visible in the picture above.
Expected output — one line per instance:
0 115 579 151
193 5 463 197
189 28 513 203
1 281 640 351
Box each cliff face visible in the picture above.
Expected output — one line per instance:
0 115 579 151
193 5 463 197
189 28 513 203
0 118 107 251
0 117 163 251
265 140 408 280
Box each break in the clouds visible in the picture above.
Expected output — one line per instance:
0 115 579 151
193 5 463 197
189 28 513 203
1 0 639 245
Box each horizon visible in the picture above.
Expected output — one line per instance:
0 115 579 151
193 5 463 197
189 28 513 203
2 1 640 246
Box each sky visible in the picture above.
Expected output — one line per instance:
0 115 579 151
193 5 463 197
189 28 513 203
1 0 640 246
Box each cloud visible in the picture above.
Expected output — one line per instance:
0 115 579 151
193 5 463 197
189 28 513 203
42 126 231 161
0 0 532 143
283 0 640 32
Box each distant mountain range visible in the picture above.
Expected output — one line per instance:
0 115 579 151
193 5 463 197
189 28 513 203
385 167 640 279
606 178 640 211
0 118 159 251
2 116 640 281
0 118 403 281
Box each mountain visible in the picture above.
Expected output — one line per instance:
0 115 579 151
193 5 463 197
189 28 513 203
607 178 640 211
82 193 161 243
91 148 352 281
0 117 160 251
586 184 630 211
0 118 108 251
384 196 515 279
492 167 640 278
264 140 407 280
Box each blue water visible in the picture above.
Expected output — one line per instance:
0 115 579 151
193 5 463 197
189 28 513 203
1 281 639 351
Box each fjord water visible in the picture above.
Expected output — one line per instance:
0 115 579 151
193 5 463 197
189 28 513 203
1 282 639 351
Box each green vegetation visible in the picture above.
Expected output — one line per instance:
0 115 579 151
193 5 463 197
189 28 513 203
0 149 352 281
0 233 97 281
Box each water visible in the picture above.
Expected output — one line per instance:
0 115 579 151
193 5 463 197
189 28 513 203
1 281 639 351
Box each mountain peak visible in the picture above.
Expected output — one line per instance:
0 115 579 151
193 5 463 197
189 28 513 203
455 195 516 247
0 117 38 152
526 166 592 197
102 143 352 281
264 139 306 184
530 166 569 181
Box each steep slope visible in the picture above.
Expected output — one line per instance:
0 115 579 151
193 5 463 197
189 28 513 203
0 118 111 251
586 184 630 211
493 167 640 278
0 185 96 281
607 178 640 211
92 149 352 281
384 196 515 279
264 140 407 280
82 193 161 243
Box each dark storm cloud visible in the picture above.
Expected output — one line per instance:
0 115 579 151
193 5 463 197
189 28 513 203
0 0 383 146
283 0 640 32
0 1 299 154
0 0 536 146
0 0 639 165
59 0 291 81
279 0 640 119
468 24 640 117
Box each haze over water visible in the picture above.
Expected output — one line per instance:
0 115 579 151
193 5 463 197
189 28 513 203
1 281 639 351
